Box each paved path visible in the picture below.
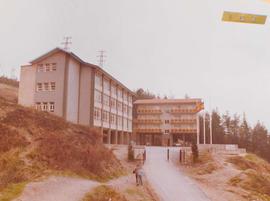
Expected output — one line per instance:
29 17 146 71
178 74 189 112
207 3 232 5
144 147 211 201
14 176 99 201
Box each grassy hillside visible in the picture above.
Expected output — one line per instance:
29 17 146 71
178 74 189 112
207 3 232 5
0 82 123 195
183 151 270 201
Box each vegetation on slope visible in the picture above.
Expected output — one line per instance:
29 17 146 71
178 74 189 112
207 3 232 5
0 86 123 197
82 185 128 201
228 154 270 200
0 76 19 88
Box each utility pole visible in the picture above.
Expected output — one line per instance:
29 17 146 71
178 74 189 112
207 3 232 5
210 114 213 144
61 36 72 51
203 112 206 144
97 50 106 68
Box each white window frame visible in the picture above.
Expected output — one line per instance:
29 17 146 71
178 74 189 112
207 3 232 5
37 83 43 91
49 102 55 112
44 82 49 91
50 82 56 91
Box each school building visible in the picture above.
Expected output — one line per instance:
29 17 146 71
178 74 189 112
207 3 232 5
18 47 134 144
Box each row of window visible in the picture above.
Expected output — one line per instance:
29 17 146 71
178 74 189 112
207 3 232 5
95 90 132 114
37 82 56 91
94 108 132 127
95 74 132 102
37 63 57 72
35 102 55 112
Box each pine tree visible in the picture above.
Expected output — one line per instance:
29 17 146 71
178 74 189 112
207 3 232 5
211 110 225 144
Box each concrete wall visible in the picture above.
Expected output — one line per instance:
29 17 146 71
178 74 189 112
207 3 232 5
66 57 80 123
18 65 36 107
78 65 93 126
34 51 66 117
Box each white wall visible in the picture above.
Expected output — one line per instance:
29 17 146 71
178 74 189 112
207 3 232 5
66 57 80 123
18 65 36 107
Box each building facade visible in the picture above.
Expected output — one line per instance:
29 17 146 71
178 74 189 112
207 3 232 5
133 99 204 146
18 48 133 144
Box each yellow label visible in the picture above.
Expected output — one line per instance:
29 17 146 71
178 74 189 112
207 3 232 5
222 11 267 25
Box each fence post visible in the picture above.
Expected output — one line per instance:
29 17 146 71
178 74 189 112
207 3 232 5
179 149 182 163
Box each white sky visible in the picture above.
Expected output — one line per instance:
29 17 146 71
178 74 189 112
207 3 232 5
0 0 270 128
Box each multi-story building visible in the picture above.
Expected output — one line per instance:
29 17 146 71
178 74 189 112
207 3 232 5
133 99 204 146
18 47 133 144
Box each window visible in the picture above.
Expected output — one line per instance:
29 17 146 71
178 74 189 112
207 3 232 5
118 116 122 126
110 97 116 109
94 107 101 120
102 111 109 123
42 102 48 111
165 120 170 124
95 73 102 87
123 104 127 114
111 85 116 96
95 90 102 103
128 95 132 103
103 94 110 106
117 88 123 98
50 82 56 91
37 64 43 72
44 82 49 91
37 83 42 91
117 101 122 112
45 64 50 72
35 102 42 110
52 63 57 71
165 130 170 134
49 102 55 112
103 79 110 91
110 114 116 125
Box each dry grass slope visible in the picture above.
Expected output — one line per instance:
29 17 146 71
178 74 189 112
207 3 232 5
228 154 270 200
82 185 128 201
0 81 124 199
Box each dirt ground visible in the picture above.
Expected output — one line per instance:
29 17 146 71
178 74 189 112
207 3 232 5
179 152 252 201
109 145 159 201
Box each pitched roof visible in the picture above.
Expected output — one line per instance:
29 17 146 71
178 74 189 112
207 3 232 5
134 98 203 105
29 47 135 95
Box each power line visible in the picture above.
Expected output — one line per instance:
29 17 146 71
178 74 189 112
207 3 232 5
61 36 72 51
97 50 106 68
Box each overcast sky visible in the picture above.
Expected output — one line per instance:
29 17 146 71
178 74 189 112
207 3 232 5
0 0 270 128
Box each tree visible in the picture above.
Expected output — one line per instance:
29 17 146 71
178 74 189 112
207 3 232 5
134 88 155 100
191 141 199 163
251 122 269 160
238 114 251 149
211 110 225 144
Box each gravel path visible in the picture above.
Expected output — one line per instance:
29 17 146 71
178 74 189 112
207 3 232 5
144 147 211 201
14 176 99 201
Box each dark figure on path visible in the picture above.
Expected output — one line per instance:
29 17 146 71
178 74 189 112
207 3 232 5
133 164 140 185
143 150 146 164
133 164 144 186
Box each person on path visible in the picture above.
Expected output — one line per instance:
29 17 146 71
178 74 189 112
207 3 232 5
133 164 140 185
137 165 144 186
143 150 146 164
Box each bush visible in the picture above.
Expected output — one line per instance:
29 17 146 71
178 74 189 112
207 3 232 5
191 141 199 163
128 144 134 161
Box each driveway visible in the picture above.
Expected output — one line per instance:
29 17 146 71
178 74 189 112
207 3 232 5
144 146 211 201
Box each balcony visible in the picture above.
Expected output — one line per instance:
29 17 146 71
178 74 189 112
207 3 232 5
170 108 197 114
134 119 162 124
171 128 197 134
135 128 162 133
170 119 196 124
137 109 162 114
